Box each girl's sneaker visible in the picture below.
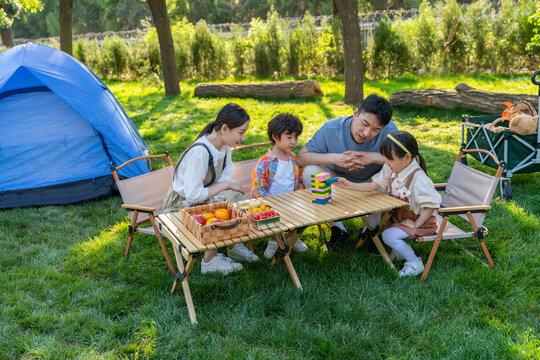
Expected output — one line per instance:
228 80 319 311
398 259 425 277
201 253 243 275
228 243 259 263
263 237 308 259
263 240 279 259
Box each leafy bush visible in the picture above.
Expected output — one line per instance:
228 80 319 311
410 1 441 72
463 0 493 71
171 19 194 79
98 36 130 78
191 20 226 78
439 0 466 73
368 16 411 78
249 8 284 77
230 25 251 77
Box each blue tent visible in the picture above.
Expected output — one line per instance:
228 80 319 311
0 43 150 208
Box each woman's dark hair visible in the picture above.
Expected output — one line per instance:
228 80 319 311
379 131 427 173
195 103 250 141
267 113 303 144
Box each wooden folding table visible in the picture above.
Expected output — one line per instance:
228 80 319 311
157 187 408 324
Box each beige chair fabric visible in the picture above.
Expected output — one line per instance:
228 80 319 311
441 161 499 226
116 166 174 224
233 159 258 198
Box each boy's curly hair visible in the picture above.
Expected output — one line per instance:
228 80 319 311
267 113 303 144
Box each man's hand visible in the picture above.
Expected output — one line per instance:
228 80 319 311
343 150 386 168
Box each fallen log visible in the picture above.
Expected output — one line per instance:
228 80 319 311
194 80 323 99
390 83 537 114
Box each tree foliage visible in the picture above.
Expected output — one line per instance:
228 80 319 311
1 0 42 29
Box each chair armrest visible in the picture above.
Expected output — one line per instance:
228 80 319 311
437 205 491 216
434 183 447 191
121 204 157 213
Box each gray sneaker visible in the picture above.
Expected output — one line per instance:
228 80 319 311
263 239 279 259
201 253 243 275
228 243 259 263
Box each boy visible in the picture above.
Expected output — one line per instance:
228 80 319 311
251 113 308 258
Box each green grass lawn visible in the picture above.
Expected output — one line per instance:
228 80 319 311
1 74 539 359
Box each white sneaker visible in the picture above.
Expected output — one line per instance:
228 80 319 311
228 243 259 263
201 253 243 275
389 250 406 261
288 238 308 253
263 239 279 259
398 259 425 277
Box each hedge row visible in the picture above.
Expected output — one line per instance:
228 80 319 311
68 0 539 81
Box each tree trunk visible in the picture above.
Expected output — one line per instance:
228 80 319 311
59 0 74 55
146 0 180 96
194 80 324 99
1 27 15 48
389 83 538 114
333 0 363 105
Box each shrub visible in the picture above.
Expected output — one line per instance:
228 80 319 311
171 19 194 78
287 28 301 76
368 16 411 78
249 8 284 77
99 36 130 78
191 20 226 78
230 25 251 77
491 0 517 73
463 0 494 71
411 1 441 73
515 0 539 70
439 0 466 73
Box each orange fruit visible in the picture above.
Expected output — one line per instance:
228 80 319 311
201 212 214 220
214 208 230 221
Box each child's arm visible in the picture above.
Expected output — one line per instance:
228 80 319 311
335 177 381 192
400 207 437 228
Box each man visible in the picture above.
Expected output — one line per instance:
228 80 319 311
297 93 398 249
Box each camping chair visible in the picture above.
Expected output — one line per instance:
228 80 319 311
412 148 504 282
111 153 176 274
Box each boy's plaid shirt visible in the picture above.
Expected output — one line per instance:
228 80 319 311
251 149 304 198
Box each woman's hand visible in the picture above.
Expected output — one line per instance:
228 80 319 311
228 180 243 192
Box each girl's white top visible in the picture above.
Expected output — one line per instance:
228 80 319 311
172 135 234 205
371 159 442 215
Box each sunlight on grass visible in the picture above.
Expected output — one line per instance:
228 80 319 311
1 75 538 358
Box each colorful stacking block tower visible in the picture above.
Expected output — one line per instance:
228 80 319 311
311 172 338 204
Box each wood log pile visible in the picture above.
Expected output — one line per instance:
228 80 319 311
390 83 537 114
194 80 323 99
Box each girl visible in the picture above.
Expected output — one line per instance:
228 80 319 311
335 131 441 277
162 103 259 275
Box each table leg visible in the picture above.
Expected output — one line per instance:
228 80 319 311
171 244 199 324
360 212 396 270
271 232 303 290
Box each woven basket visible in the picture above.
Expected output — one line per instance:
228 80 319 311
180 201 249 244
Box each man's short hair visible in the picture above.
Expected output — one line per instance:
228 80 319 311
267 113 303 144
357 93 393 126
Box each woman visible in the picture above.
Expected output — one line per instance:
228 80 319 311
163 103 259 275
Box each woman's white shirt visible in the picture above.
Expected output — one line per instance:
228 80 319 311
172 135 234 204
